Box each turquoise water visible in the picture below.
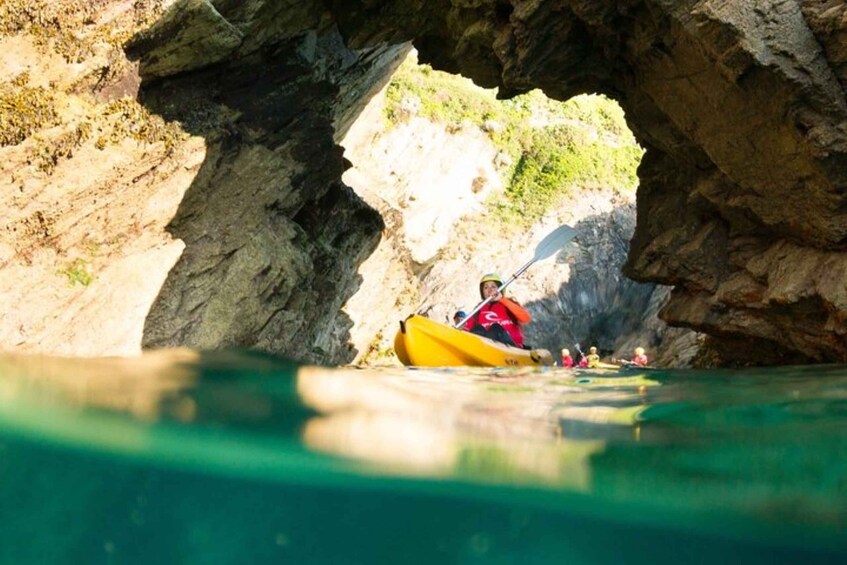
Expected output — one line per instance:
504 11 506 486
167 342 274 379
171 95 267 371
0 351 845 564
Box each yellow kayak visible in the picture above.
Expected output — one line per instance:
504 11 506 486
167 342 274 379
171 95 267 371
394 314 553 367
585 362 623 370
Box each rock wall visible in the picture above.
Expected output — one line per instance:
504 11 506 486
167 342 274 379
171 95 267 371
3 0 847 366
0 1 404 363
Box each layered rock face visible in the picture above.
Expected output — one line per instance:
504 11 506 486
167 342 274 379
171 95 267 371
128 8 407 362
329 0 847 365
0 1 402 363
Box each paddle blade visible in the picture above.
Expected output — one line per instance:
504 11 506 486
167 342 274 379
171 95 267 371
533 225 577 262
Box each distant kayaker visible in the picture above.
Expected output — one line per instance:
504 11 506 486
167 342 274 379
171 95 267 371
561 348 574 368
613 347 649 367
453 310 467 325
585 346 600 368
631 347 648 366
464 273 531 348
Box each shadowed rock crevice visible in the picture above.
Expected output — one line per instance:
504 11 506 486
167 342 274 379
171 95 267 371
133 12 399 363
524 203 698 366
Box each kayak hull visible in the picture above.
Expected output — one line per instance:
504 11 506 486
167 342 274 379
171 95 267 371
394 315 553 367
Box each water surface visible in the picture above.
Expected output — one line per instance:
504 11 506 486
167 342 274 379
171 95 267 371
0 350 844 563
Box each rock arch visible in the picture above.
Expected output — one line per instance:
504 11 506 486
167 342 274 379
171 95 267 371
326 0 847 364
6 1 843 365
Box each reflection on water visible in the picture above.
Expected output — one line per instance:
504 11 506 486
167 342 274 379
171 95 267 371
297 365 611 488
0 350 845 563
0 349 201 420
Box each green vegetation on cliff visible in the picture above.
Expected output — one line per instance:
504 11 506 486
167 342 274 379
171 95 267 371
0 0 165 61
0 0 177 158
498 122 643 222
0 72 58 146
384 55 643 227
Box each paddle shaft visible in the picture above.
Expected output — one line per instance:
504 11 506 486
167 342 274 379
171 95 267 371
448 224 575 328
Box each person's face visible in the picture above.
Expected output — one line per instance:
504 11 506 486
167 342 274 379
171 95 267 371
482 281 500 298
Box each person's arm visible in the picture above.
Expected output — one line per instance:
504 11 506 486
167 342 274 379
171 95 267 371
499 297 531 323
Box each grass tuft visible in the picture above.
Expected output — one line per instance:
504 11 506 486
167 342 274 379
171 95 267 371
60 258 93 286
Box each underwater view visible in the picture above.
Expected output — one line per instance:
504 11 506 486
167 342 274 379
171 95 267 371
1 350 845 564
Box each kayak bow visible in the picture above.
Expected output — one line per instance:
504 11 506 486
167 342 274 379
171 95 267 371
394 315 553 367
